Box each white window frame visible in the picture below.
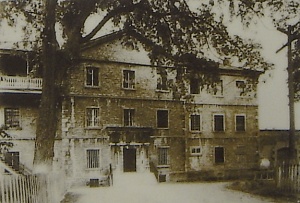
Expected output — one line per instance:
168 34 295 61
190 146 202 155
86 148 100 169
235 114 246 132
85 67 99 87
123 108 135 127
190 114 202 132
86 107 100 128
213 113 225 132
156 109 169 129
4 108 21 128
122 70 135 89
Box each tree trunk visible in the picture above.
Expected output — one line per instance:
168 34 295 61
33 0 59 173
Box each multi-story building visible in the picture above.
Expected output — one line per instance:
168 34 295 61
0 32 263 186
0 49 42 175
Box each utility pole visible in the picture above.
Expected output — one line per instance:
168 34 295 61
277 25 297 160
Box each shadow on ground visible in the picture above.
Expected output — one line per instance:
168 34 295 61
60 192 81 203
227 180 299 203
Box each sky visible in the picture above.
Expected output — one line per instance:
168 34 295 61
0 1 299 130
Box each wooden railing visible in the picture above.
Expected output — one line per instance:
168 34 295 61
0 173 67 203
0 76 42 90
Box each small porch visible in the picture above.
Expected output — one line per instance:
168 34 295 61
106 126 153 173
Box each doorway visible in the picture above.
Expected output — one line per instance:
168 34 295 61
5 151 20 171
123 148 136 172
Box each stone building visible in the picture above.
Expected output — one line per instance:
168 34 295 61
0 32 266 186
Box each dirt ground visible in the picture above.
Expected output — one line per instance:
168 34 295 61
61 173 296 203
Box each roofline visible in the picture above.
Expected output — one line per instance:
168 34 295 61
78 58 263 75
80 31 264 75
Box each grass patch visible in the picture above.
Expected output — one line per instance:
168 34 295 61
227 180 299 203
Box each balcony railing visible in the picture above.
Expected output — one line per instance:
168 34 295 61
0 76 42 91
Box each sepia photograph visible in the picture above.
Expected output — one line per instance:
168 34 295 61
0 0 299 202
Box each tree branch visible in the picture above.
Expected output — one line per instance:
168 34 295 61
82 3 137 43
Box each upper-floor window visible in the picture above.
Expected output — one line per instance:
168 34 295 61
123 70 135 89
209 80 223 96
124 109 135 126
190 78 200 94
5 108 20 128
157 69 168 91
157 110 169 128
86 67 99 87
158 147 169 165
86 149 100 169
236 80 252 97
190 114 201 131
214 114 224 132
235 115 246 132
86 108 100 127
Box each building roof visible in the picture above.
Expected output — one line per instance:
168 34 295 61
80 30 264 75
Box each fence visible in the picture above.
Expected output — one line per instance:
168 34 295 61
276 163 300 193
0 173 67 203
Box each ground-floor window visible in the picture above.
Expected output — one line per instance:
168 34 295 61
158 147 169 166
214 147 224 164
87 149 100 169
190 146 201 155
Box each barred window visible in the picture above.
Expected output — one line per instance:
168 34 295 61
86 67 99 87
87 149 100 169
86 108 100 127
158 147 169 165
123 70 135 89
5 108 20 128
124 109 135 126
190 114 201 131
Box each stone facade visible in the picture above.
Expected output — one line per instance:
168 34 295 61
0 34 268 186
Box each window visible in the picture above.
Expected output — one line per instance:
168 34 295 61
215 147 225 164
191 147 201 155
214 114 224 132
236 115 246 132
157 110 168 128
124 109 135 126
123 70 135 89
236 80 252 97
87 149 100 169
158 147 169 165
190 78 200 94
86 67 99 87
86 108 100 127
210 80 223 96
5 108 20 128
190 114 201 131
157 73 168 91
